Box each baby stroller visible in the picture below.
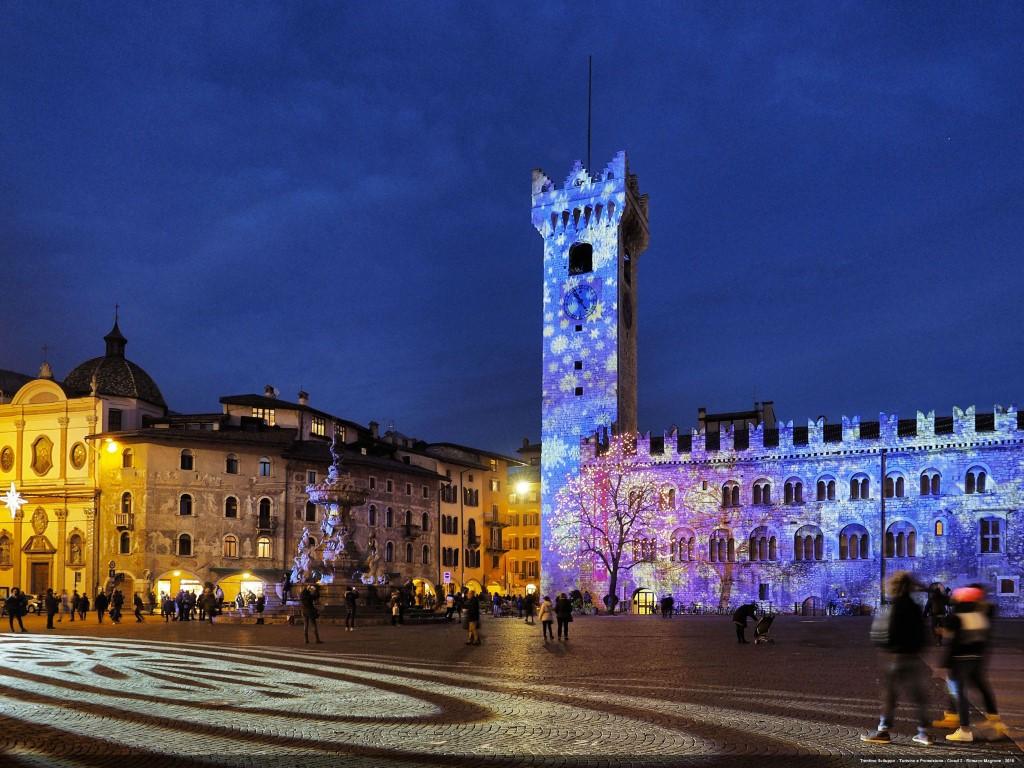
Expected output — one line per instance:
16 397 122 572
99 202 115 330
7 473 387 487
753 614 776 645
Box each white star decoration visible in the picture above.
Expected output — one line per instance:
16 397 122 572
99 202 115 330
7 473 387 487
3 482 26 518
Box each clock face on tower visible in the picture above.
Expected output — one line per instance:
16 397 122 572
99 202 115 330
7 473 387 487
563 283 598 320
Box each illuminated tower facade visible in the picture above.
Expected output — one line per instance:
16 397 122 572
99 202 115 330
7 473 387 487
532 151 649 593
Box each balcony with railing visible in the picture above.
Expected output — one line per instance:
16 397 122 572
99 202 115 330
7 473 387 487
402 523 421 539
467 534 481 549
114 512 134 530
256 515 278 534
483 510 511 527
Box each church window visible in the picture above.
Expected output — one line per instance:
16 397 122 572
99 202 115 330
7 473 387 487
121 492 132 516
122 448 133 469
177 533 192 556
119 531 131 554
258 457 271 477
256 537 272 558
223 535 238 558
304 501 317 522
966 467 987 494
385 541 394 563
568 242 593 275
934 519 944 537
980 517 1002 553
225 454 239 474
224 496 238 518
180 449 194 471
179 494 193 516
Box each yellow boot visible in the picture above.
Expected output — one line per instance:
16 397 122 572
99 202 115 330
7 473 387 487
932 712 959 729
986 714 1010 739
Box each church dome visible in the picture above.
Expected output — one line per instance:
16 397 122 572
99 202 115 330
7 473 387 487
63 320 167 410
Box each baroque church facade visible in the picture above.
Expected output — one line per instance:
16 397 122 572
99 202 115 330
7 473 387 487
536 152 1023 615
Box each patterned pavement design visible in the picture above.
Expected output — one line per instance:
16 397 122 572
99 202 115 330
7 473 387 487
0 614 1021 767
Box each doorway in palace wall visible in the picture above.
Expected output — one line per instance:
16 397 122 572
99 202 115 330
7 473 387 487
30 562 50 595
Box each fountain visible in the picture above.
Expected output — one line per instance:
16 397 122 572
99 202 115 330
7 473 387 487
290 435 371 587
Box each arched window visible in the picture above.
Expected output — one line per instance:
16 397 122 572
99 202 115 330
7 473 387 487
180 449 194 471
177 533 192 556
256 536 272 558
884 473 906 498
753 480 771 505
850 474 870 500
258 457 271 477
658 487 676 510
886 521 917 558
421 512 429 531
748 526 777 562
980 516 1003 553
784 478 804 505
385 507 394 528
122 448 133 469
120 492 132 516
179 494 193 516
794 525 824 561
119 531 131 554
721 482 740 508
709 529 735 562
816 476 836 501
966 466 987 494
468 518 477 540
422 545 430 564
258 498 272 529
934 519 945 537
568 241 593 275
304 501 317 522
670 527 696 562
385 541 394 562
406 542 413 562
223 535 238 558
920 470 941 496
404 509 411 527
368 504 377 526
839 523 870 560
225 454 239 474
224 496 238 518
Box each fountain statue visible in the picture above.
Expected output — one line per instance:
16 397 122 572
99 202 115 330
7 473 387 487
291 433 369 585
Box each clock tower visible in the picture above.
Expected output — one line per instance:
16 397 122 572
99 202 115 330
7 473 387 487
532 151 649 593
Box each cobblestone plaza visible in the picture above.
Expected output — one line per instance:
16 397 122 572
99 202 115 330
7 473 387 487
1 614 1021 767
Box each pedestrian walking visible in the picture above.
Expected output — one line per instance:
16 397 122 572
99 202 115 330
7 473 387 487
300 585 322 644
255 593 265 624
133 593 145 622
924 583 949 646
344 586 358 631
464 590 481 645
555 592 573 641
524 593 536 625
935 585 1009 743
59 589 70 623
78 592 89 621
44 588 59 629
5 588 28 633
444 592 455 621
861 571 932 746
111 589 124 623
732 602 757 644
539 595 554 642
95 591 108 624
69 589 79 623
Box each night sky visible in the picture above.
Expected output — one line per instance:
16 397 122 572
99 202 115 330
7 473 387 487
3 3 1023 454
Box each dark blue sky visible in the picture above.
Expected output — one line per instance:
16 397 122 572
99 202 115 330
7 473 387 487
3 3 1023 454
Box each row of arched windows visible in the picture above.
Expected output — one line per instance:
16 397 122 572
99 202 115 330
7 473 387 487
367 505 423 529
174 533 271 558
711 466 990 508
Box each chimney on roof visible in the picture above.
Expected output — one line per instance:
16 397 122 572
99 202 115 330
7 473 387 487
297 390 309 406
264 385 276 398
369 420 379 439
522 437 530 449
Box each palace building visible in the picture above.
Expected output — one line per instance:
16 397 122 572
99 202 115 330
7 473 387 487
535 152 1022 614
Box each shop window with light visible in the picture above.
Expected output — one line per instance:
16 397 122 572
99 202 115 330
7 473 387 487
256 537 272 558
177 533 192 556
225 454 239 474
119 531 131 554
179 494 193 516
224 496 238 518
258 457 271 477
122 448 133 469
180 449 194 471
223 535 238 558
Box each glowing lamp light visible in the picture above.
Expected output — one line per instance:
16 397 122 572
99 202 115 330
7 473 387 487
3 482 27 519
515 481 531 495
242 572 251 579
173 570 181 577
105 439 119 454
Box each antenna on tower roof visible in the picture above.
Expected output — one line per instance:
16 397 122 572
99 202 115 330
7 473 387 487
587 55 592 172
